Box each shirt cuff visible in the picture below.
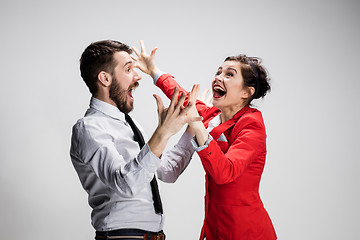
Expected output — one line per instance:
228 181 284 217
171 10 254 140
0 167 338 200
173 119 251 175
152 71 166 85
191 134 213 152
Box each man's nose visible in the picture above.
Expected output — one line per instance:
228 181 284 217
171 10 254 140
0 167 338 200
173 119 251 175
134 70 142 81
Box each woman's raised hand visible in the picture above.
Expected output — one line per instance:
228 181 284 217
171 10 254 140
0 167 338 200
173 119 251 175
198 89 213 107
132 40 159 77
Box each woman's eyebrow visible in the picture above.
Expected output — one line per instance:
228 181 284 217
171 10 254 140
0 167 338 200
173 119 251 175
227 67 238 73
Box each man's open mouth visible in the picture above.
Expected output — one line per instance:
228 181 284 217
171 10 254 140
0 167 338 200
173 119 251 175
128 82 139 99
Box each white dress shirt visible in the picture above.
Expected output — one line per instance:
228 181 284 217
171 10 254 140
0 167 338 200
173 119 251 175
70 97 194 232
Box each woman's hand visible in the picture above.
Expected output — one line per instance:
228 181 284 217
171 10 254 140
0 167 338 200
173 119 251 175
132 40 159 78
198 89 213 107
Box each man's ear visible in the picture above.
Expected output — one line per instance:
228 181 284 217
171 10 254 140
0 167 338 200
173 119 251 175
98 71 112 87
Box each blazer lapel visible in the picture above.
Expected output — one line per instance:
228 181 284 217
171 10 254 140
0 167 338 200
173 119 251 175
210 106 249 143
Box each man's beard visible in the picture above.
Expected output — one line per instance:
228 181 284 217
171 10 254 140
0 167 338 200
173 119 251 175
109 77 138 114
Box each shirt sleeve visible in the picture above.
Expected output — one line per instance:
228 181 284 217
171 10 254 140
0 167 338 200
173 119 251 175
70 118 161 198
156 131 195 183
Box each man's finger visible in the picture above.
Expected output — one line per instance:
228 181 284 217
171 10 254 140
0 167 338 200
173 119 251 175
168 87 179 112
175 92 186 113
153 94 164 116
180 101 193 115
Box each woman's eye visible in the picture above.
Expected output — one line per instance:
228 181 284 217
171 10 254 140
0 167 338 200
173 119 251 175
215 71 221 76
227 72 233 77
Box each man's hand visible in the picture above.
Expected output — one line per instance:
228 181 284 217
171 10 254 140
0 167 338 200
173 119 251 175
148 87 202 157
186 84 203 128
132 40 159 78
154 87 201 138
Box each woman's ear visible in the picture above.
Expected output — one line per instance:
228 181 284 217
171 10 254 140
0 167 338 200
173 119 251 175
242 86 255 99
98 71 112 87
248 86 255 98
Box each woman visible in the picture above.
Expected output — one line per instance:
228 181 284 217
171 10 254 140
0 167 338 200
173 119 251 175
133 41 277 240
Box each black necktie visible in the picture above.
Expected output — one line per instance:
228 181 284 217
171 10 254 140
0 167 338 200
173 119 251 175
124 113 163 214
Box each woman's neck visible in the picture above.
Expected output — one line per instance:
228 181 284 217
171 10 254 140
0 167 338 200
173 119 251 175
219 103 248 123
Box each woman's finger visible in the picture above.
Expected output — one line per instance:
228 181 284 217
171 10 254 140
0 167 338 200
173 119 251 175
132 46 140 57
206 94 213 106
150 47 158 57
200 89 209 101
140 40 146 54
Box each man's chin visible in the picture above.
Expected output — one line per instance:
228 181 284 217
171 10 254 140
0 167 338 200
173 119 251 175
114 100 133 114
123 101 134 114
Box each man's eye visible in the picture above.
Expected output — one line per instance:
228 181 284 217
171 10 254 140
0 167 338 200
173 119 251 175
127 68 131 72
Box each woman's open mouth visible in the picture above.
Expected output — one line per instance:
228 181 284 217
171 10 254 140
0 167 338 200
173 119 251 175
213 84 226 99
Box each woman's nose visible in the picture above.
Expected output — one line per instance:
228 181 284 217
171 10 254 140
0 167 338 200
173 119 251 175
214 74 223 82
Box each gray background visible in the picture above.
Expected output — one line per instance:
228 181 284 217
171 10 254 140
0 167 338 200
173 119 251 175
1 0 359 239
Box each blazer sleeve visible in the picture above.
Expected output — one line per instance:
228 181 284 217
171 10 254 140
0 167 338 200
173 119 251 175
197 114 267 185
156 73 210 117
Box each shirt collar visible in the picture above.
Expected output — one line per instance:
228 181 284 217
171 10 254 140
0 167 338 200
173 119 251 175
89 97 126 122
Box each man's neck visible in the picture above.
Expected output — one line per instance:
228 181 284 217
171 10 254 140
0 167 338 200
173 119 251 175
93 93 117 107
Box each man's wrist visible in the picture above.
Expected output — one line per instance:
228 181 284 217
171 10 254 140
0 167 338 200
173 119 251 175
153 125 172 141
148 126 172 158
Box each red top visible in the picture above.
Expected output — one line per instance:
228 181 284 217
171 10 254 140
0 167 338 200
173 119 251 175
156 74 277 240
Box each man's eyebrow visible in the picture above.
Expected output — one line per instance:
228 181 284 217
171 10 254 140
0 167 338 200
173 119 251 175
123 60 134 67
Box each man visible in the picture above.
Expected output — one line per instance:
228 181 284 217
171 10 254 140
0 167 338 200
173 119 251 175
70 40 199 240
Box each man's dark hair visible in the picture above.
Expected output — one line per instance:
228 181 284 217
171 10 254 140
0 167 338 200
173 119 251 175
80 40 132 94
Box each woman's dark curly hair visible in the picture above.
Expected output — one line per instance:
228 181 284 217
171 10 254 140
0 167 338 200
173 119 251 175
225 54 271 104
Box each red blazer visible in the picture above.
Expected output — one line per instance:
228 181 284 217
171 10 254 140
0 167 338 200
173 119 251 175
156 74 277 240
